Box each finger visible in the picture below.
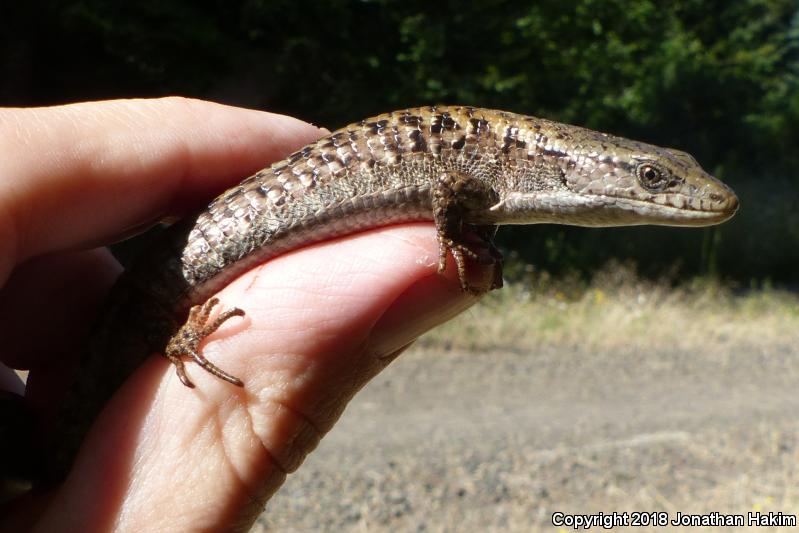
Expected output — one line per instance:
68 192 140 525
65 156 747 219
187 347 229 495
0 249 119 373
33 224 491 532
0 367 34 503
0 365 25 396
0 97 326 281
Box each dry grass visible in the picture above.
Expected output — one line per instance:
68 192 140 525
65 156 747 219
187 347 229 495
421 263 799 354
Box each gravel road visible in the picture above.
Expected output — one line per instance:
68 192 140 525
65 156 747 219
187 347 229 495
255 339 799 532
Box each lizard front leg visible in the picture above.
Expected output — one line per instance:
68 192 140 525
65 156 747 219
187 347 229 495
433 171 504 293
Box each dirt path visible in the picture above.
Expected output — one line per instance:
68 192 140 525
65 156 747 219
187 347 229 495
255 341 799 531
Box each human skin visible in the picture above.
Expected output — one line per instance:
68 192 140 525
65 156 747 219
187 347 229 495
0 98 487 532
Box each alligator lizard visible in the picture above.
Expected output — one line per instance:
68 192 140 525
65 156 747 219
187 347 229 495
48 105 738 480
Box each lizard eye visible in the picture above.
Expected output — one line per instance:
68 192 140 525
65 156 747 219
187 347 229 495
636 162 669 192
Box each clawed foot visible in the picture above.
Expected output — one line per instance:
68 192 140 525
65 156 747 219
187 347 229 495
164 298 245 388
433 171 504 294
437 236 503 295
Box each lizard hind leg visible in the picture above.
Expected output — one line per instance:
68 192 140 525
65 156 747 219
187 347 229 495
433 171 504 294
164 297 245 388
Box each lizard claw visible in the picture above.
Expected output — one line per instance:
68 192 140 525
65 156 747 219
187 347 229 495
164 298 245 387
438 237 503 294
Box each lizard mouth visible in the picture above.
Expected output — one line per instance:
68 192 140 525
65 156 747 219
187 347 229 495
482 190 739 227
607 194 739 227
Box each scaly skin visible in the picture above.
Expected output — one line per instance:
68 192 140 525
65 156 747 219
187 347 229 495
48 105 738 480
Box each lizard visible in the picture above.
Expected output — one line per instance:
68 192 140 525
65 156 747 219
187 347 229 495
45 105 739 481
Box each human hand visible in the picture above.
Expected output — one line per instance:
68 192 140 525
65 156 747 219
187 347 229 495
0 98 486 532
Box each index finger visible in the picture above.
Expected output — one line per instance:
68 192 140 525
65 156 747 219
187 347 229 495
0 97 326 276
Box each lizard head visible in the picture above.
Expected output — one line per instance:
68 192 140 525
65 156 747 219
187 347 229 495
561 136 739 227
489 125 739 228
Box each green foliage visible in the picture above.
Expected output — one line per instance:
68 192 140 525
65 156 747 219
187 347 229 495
2 0 797 281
